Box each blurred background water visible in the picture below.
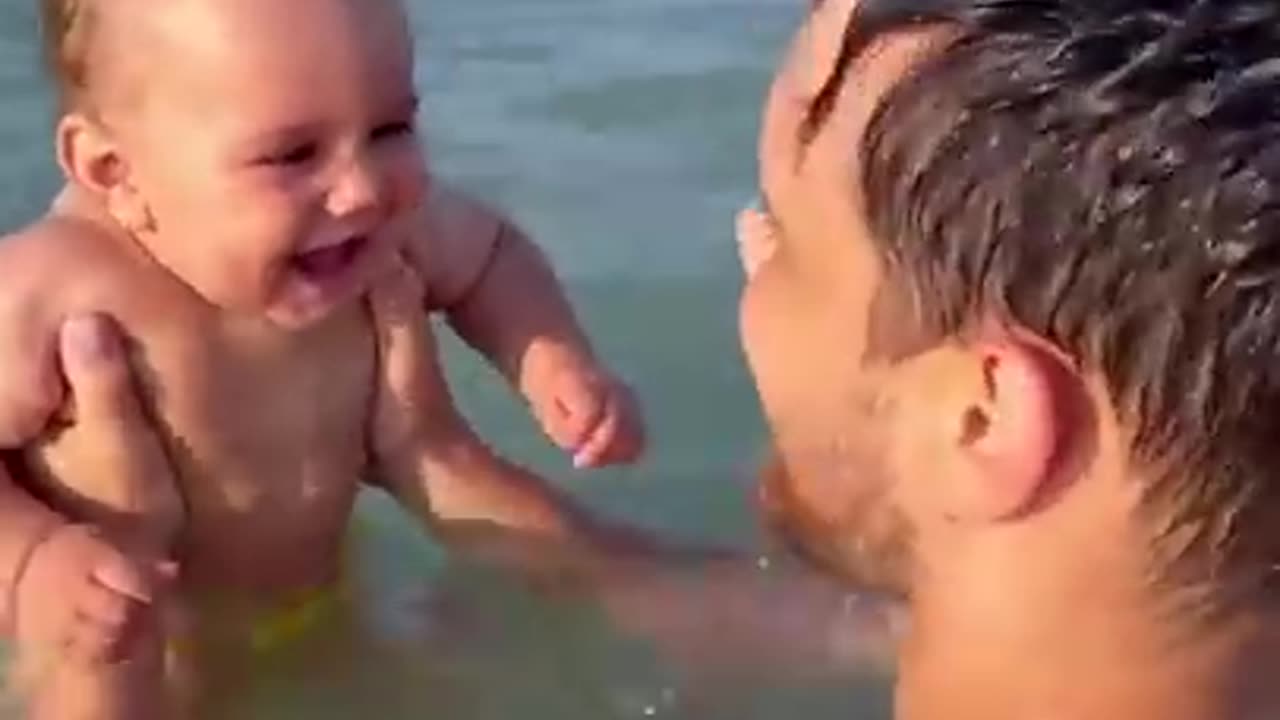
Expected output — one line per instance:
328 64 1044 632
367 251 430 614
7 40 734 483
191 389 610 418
0 1 894 717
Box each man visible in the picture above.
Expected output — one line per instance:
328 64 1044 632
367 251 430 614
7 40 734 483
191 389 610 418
12 0 1280 718
738 0 1280 717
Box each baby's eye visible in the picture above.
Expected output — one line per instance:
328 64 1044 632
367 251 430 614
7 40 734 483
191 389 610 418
258 142 319 167
370 120 415 143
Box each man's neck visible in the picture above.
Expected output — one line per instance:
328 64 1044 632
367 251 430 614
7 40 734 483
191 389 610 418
896 573 1280 720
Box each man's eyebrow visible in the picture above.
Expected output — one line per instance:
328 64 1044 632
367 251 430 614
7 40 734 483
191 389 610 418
801 0 857 145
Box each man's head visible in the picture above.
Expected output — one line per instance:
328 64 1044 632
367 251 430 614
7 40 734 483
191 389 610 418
40 0 427 328
746 0 1280 627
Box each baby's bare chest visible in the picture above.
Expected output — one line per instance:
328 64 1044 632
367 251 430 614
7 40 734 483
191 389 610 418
127 307 378 589
29 297 378 589
8 217 382 590
151 321 374 521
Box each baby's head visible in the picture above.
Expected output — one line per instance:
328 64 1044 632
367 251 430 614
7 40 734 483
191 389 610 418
41 0 428 328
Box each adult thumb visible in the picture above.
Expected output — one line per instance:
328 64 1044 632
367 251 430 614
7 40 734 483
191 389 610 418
58 313 148 431
369 257 437 400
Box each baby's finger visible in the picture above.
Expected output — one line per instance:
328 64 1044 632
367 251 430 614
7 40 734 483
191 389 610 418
543 382 603 452
90 552 155 605
585 388 646 467
606 388 647 464
77 582 134 630
153 559 180 586
64 625 116 666
64 605 135 665
572 402 620 469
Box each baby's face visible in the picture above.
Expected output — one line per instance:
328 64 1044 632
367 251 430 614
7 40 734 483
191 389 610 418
107 0 427 328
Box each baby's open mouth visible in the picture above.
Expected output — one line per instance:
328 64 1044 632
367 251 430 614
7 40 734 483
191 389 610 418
290 235 369 278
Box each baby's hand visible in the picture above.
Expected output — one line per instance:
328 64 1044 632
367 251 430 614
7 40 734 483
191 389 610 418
526 358 646 469
14 524 175 667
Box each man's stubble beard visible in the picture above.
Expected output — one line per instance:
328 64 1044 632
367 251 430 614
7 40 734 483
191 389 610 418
758 433 917 601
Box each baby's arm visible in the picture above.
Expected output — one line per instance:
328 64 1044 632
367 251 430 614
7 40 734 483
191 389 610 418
409 183 645 468
366 271 901 676
367 259 598 539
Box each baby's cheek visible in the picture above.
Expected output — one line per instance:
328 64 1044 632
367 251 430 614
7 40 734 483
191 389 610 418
391 155 430 213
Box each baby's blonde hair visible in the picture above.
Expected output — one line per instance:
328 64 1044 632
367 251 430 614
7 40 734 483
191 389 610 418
39 0 100 113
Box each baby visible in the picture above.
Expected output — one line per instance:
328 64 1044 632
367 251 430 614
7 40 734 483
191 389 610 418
0 0 644 715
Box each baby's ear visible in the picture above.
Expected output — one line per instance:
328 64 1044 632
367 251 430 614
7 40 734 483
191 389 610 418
55 114 150 233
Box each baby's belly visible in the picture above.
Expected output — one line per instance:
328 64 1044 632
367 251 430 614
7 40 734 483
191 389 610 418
177 459 365 598
22 425 367 600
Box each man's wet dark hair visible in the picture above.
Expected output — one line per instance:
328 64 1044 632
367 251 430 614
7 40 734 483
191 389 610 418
811 0 1280 616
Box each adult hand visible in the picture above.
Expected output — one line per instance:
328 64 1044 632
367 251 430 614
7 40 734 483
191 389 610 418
13 314 181 668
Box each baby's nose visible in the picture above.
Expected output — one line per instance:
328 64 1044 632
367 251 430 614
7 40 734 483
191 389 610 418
327 158 382 218
736 200 779 279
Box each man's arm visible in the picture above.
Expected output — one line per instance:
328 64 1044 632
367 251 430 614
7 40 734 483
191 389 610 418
0 315 176 657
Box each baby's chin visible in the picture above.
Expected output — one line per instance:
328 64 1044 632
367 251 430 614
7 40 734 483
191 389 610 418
262 274 373 330
260 297 356 331
262 235 389 329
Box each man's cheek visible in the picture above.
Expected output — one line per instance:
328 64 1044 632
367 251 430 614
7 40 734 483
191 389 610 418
761 455 873 583
738 282 777 397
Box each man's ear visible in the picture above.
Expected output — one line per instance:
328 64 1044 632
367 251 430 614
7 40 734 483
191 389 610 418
901 333 1072 523
957 338 1062 519
55 113 150 233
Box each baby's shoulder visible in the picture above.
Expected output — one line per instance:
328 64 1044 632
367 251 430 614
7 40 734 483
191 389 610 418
0 208 182 443
0 216 91 326
6 210 132 290
409 183 504 307
0 215 123 443
0 207 169 322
